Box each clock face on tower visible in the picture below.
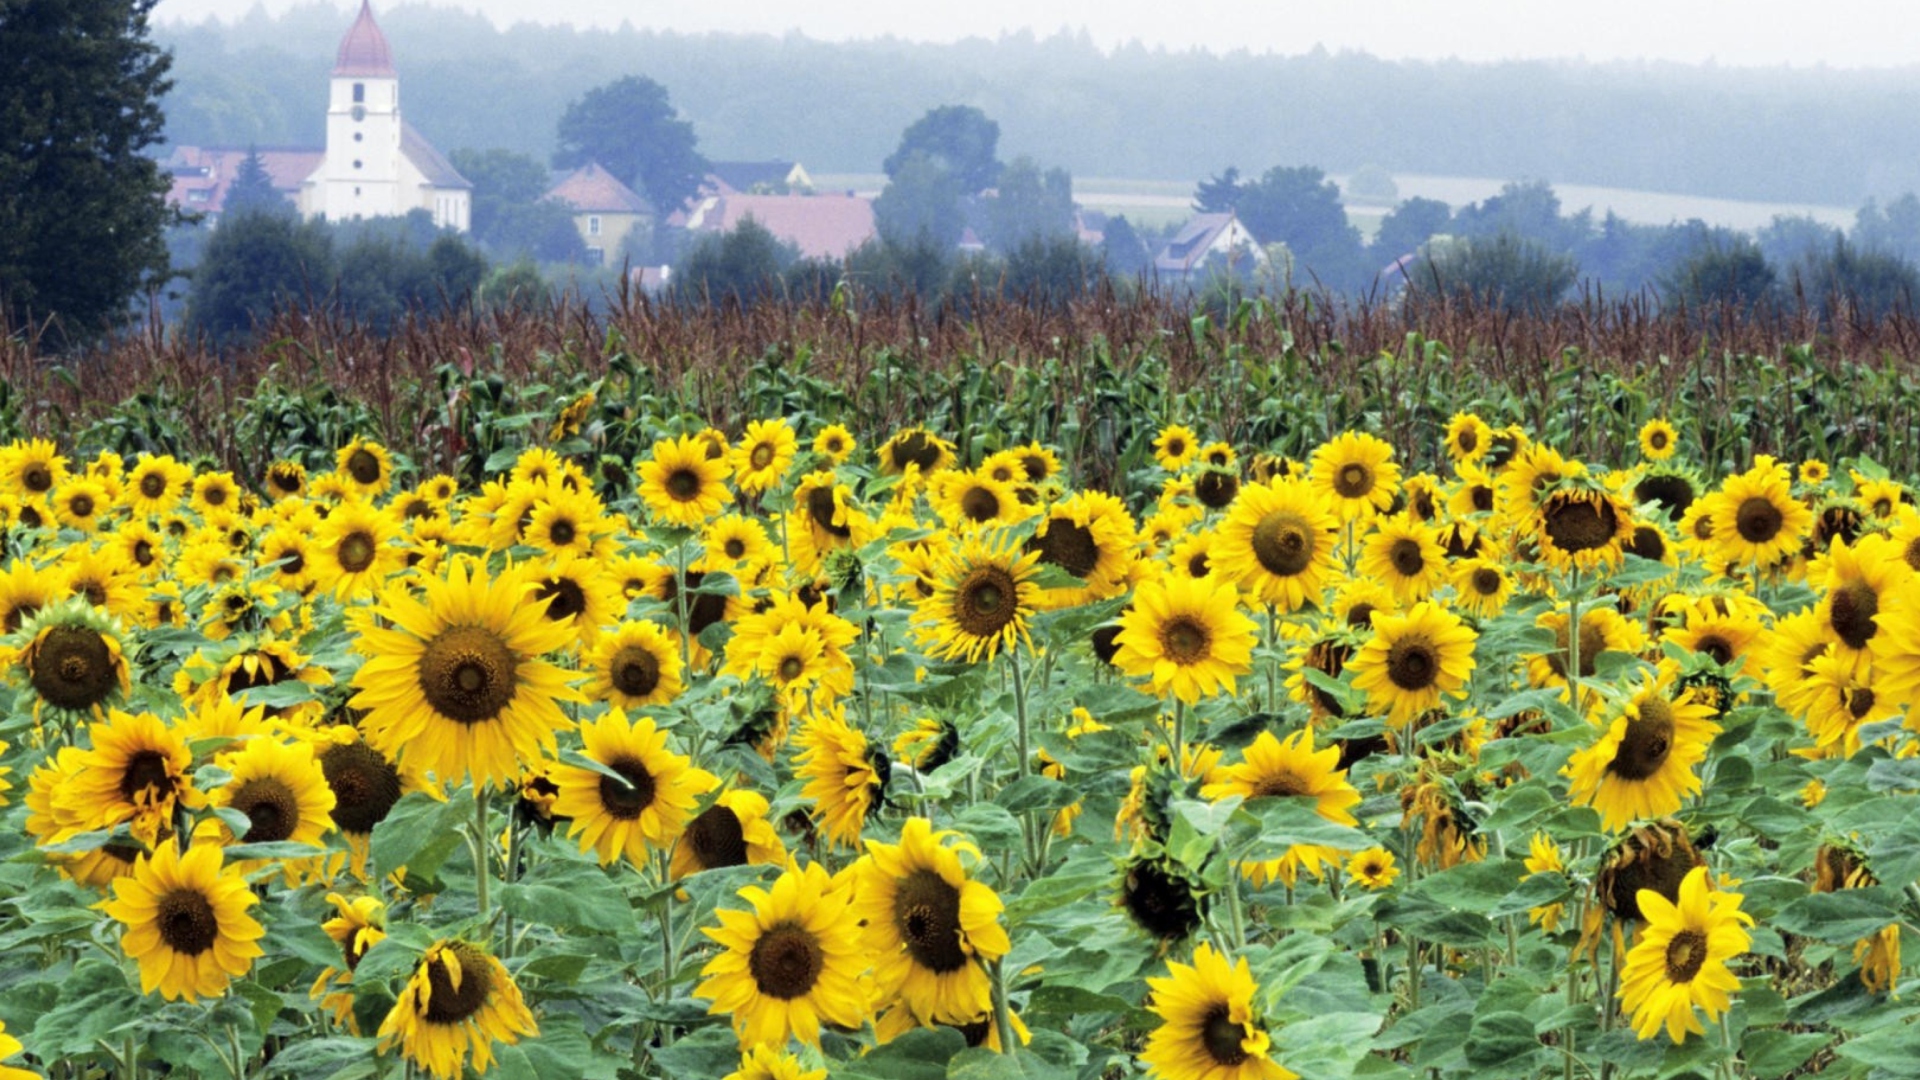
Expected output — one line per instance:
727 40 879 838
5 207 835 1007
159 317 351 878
351 105 366 122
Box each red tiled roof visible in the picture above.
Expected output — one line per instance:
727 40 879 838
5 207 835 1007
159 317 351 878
699 194 876 260
163 146 324 215
545 161 650 214
334 1 396 78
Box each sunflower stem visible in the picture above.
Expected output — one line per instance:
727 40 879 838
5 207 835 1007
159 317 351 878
1566 568 1583 711
501 814 520 959
674 537 693 675
472 786 492 928
990 958 1018 1055
1008 647 1038 872
1225 871 1248 951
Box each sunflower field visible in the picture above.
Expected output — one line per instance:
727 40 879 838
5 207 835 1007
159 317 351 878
5 370 1920 1080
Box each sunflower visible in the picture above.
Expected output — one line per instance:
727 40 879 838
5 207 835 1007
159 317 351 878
914 529 1041 663
1213 478 1340 611
1534 484 1635 573
812 424 856 465
933 469 1029 530
725 1044 828 1080
551 711 717 868
1170 531 1217 582
310 892 387 1030
527 552 622 647
0 438 66 499
583 620 686 709
1565 676 1721 830
1660 598 1767 681
794 705 884 850
306 725 418 876
1639 419 1679 462
125 454 188 515
1310 431 1401 523
788 470 869 574
336 437 395 498
893 716 961 773
1348 601 1478 724
1025 490 1137 605
17 599 131 718
1154 424 1201 471
313 499 403 599
1854 472 1907 520
1360 514 1449 602
59 708 201 847
378 939 537 1080
51 478 110 533
1523 832 1567 931
671 788 787 880
1202 728 1361 888
1797 649 1894 756
1451 557 1513 619
1708 459 1810 570
1346 847 1400 890
201 736 336 856
0 558 56 634
638 434 733 528
1143 942 1296 1080
699 513 776 574
102 841 265 1001
851 817 1010 1025
1618 866 1752 1043
349 558 584 789
1816 534 1907 657
731 417 799 497
1526 605 1648 694
1112 574 1258 704
521 483 608 557
697 859 868 1047
1119 850 1207 944
1444 412 1493 466
878 427 955 476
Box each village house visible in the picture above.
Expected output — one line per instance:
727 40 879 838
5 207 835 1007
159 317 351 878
1152 211 1267 278
681 192 877 261
544 162 653 267
705 161 815 196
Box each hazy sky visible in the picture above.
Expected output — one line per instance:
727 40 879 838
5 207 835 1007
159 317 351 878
153 0 1920 68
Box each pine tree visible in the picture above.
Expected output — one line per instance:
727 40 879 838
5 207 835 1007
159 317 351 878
223 148 287 217
0 0 175 344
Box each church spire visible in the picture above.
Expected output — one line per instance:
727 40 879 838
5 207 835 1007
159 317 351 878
333 0 396 78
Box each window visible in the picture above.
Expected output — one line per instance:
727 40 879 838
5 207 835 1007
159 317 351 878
354 186 361 196
353 132 363 142
588 215 602 236
353 83 365 103
353 160 363 170
586 246 605 265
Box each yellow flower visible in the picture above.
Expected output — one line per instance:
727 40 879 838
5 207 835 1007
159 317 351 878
812 424 856 465
914 529 1040 663
1346 847 1400 889
551 711 717 868
637 433 732 527
1638 419 1678 461
794 705 883 850
1359 514 1448 603
1203 728 1361 888
1310 431 1400 523
1154 424 1201 471
377 939 537 1079
1348 601 1478 724
1523 831 1567 931
101 841 266 1001
1617 866 1752 1043
1565 676 1721 831
850 817 1011 1025
1112 574 1258 704
698 860 869 1047
731 417 798 497
1142 943 1296 1080
1212 478 1340 612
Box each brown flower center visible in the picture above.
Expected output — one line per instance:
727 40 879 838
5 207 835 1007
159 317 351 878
895 869 967 973
611 644 662 698
1735 496 1783 544
422 944 493 1024
1334 463 1373 499
1159 616 1211 664
119 750 174 804
321 741 403 835
69 494 95 518
889 431 941 471
1470 568 1503 596
1122 859 1201 941
1201 1005 1251 1066
749 922 824 999
723 538 746 559
665 468 702 501
1664 929 1707 983
1386 639 1438 691
1251 510 1315 577
807 485 852 538
156 888 220 955
535 577 587 623
1849 687 1878 720
337 531 376 574
1543 495 1618 553
417 625 519 724
1829 582 1880 651
30 624 116 711
548 519 576 547
345 449 382 485
1196 471 1239 509
230 776 302 842
952 564 1018 640
597 755 659 820
139 472 167 498
684 804 748 869
1607 699 1675 781
958 485 1001 523
1387 538 1426 578
1252 769 1305 799
1031 520 1099 579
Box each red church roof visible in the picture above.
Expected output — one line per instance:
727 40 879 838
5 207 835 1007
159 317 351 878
334 1 396 78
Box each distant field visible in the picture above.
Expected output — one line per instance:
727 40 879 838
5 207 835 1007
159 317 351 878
813 171 1856 235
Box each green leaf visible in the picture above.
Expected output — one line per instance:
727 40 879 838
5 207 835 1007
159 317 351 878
1742 1029 1831 1077
262 1036 380 1079
1867 803 1920 890
1248 796 1371 852
1772 887 1905 945
953 803 1025 854
1461 1011 1541 1070
947 1047 1077 1080
833 1026 964 1079
28 957 144 1055
1271 1011 1384 1080
222 840 327 862
645 1025 739 1078
371 791 469 881
498 860 635 934
995 775 1077 814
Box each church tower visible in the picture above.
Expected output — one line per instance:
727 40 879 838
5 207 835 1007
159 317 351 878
315 1 403 221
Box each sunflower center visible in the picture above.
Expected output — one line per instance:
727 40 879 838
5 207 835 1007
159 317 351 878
119 750 174 803
320 741 403 834
1388 538 1425 578
597 756 659 820
1165 436 1188 458
1543 496 1617 553
1201 1005 1251 1066
131 539 155 566
24 465 52 493
1627 525 1667 562
1122 859 1200 940
70 494 95 518
1735 496 1783 543
1470 485 1494 513
1457 428 1479 454
417 625 519 724
684 804 748 869
1830 583 1880 651
1251 510 1314 576
665 468 702 501
1031 521 1100 579
31 624 116 710
1252 769 1305 799
1849 688 1877 719
549 519 577 547
959 486 1001 523
953 565 1018 639
230 776 302 843
1386 640 1438 691
139 473 167 498
748 922 824 999
345 449 382 485
1188 551 1210 578
422 944 493 1024
156 888 220 955
536 577 587 623
1334 463 1373 499
1159 616 1211 664
1664 929 1707 983
807 485 852 537
895 869 968 973
1196 471 1239 509
749 443 775 470
1471 568 1503 596
891 431 939 470
611 645 662 697
724 538 746 559
777 655 805 682
1694 634 1734 667
1608 703 1674 781
337 531 376 573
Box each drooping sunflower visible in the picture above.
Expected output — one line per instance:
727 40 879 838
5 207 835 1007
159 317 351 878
851 817 1011 1025
377 939 538 1080
1025 490 1137 605
1707 459 1811 570
1153 424 1201 472
1444 412 1493 466
349 558 584 789
583 620 686 709
731 417 799 497
1142 942 1297 1080
102 841 266 1001
1359 514 1449 603
1112 574 1258 704
794 705 885 850
17 599 131 718
697 859 869 1048
59 708 201 847
1617 866 1752 1043
914 529 1041 664
1213 478 1341 611
310 892 387 1030
637 433 733 528
1639 419 1679 462
877 427 955 476
670 788 787 880
1565 676 1721 830
550 710 717 868
1310 431 1401 523
1348 601 1479 724
1202 727 1361 888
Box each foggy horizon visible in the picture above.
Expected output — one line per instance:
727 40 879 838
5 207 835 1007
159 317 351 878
152 0 1920 70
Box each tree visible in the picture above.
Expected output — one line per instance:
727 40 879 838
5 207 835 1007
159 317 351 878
1 0 175 344
1192 167 1241 214
672 216 798 307
1369 197 1452 264
1233 165 1366 289
873 151 966 249
883 105 1001 195
449 148 551 244
1661 235 1776 315
1756 214 1840 271
186 209 334 346
1411 232 1578 313
1791 238 1919 324
553 76 707 214
1100 214 1151 276
223 147 287 217
1852 193 1920 264
984 156 1075 253
1452 180 1591 253
1005 235 1100 309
